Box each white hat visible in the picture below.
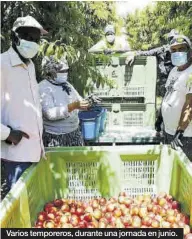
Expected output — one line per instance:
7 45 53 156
104 24 115 34
170 35 191 48
12 15 48 35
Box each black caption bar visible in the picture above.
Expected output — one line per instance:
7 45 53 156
1 228 183 239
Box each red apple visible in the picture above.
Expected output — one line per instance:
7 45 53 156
98 221 107 228
93 209 102 220
78 221 87 228
118 196 125 204
61 204 70 213
121 208 130 216
151 219 160 228
166 195 173 202
166 215 176 223
132 216 141 228
60 215 69 224
76 207 84 216
124 198 133 208
148 212 155 219
106 203 115 212
85 206 93 214
99 198 107 206
171 222 179 228
182 215 190 225
91 199 99 209
172 201 180 210
47 213 55 220
130 205 139 216
142 216 152 227
53 199 63 207
161 221 171 228
70 215 80 227
166 209 175 216
158 198 167 207
70 207 76 214
84 213 92 222
184 225 191 235
185 233 192 239
44 203 54 212
43 220 55 228
138 206 148 218
143 195 151 203
113 208 122 217
159 208 166 217
38 212 47 221
152 205 161 214
121 214 132 227
147 204 153 212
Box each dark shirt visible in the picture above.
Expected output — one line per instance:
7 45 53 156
136 45 174 79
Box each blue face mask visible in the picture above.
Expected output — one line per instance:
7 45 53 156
171 52 188 66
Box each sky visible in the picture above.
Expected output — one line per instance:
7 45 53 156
116 0 155 17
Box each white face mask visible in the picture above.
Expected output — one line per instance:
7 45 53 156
56 72 68 83
16 39 39 59
171 52 188 66
106 35 115 43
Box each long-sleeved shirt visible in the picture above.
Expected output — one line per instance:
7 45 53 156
89 36 130 53
1 47 44 162
0 124 11 140
135 45 174 79
39 80 82 134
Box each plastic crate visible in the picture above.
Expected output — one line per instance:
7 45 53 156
0 145 192 228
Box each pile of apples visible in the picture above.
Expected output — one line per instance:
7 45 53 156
34 192 191 238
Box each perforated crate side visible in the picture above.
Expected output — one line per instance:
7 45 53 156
121 159 158 197
66 161 101 200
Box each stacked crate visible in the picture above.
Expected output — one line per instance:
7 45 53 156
92 55 157 140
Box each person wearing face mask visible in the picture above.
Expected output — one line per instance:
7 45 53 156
158 35 192 161
39 56 90 147
0 16 48 198
125 29 180 97
88 24 130 54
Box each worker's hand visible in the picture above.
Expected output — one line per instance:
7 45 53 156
85 94 102 107
125 52 135 65
6 128 29 145
155 118 162 134
77 100 90 110
170 130 184 150
104 48 113 55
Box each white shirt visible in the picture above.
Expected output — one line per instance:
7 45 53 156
1 47 44 162
39 80 82 134
162 65 192 136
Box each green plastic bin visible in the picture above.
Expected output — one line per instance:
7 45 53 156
0 145 192 228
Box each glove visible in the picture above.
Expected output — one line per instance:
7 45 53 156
85 94 101 107
5 126 29 145
155 118 162 132
125 55 135 65
170 130 184 150
104 48 113 55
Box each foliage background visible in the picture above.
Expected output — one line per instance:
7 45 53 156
126 1 192 50
1 1 118 95
1 1 192 96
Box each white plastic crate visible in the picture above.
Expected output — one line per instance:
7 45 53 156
123 112 144 127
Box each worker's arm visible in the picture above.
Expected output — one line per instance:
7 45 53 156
0 124 11 140
177 93 192 131
125 45 167 65
88 40 106 53
171 93 192 149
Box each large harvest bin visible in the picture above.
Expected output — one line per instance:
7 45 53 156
0 145 192 228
